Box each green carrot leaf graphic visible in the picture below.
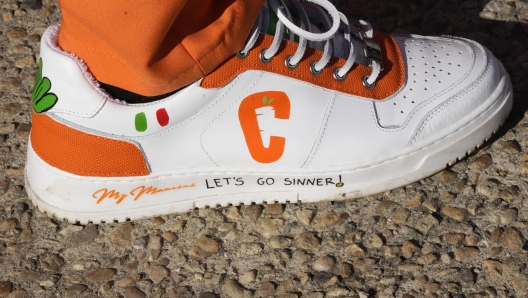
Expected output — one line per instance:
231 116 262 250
33 77 50 102
32 58 58 113
262 96 267 104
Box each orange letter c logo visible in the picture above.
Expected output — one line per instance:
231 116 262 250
238 91 291 163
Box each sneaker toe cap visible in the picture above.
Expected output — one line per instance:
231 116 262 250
375 34 505 133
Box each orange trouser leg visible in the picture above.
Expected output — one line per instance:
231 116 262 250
58 0 264 96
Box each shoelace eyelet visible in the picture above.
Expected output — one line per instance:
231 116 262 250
237 51 249 59
362 75 375 89
260 49 273 64
310 61 323 76
333 68 347 82
285 55 299 70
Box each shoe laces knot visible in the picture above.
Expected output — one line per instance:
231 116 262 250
239 0 384 88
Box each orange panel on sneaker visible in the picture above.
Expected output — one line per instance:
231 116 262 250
201 32 405 99
31 112 150 177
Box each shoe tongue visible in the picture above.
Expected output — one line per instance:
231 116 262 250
258 1 369 65
260 4 301 42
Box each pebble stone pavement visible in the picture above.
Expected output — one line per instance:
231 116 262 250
1 0 528 297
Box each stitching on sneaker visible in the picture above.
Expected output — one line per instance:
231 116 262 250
31 88 508 184
135 77 240 141
303 93 336 167
198 74 264 166
408 52 495 145
371 36 480 133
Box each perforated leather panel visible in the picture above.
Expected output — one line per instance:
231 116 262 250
375 35 474 128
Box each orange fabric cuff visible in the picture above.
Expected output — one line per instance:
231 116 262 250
58 0 265 96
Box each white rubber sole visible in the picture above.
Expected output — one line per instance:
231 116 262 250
25 74 513 224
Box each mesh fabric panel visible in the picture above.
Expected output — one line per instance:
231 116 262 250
31 112 149 177
201 31 405 100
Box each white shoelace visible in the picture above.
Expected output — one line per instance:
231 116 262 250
238 0 383 88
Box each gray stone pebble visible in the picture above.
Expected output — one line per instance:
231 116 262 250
312 256 335 272
58 224 83 236
255 218 284 238
499 208 517 225
223 279 252 298
0 282 13 296
442 207 469 222
244 205 262 222
502 227 525 249
238 270 256 285
132 236 149 249
147 265 169 284
124 286 147 298
476 179 501 198
5 289 28 298
63 284 88 296
110 223 134 246
454 247 480 262
85 268 117 282
296 209 315 225
415 215 439 234
269 236 292 249
189 235 220 258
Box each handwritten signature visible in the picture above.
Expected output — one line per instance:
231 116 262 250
92 184 196 204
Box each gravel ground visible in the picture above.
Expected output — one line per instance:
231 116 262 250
1 0 528 297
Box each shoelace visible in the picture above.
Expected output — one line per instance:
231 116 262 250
238 0 383 88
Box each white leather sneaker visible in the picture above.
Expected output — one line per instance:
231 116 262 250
26 0 512 223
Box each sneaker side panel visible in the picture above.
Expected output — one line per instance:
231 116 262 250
26 80 511 223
